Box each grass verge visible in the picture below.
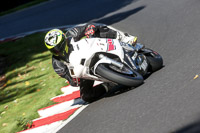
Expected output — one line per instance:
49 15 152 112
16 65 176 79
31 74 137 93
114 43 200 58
0 32 66 133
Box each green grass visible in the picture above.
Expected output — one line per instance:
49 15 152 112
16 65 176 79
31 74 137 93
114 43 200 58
0 33 67 133
0 0 49 16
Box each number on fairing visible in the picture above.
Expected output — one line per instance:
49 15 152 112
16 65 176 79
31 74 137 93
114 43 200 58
141 60 148 71
107 39 116 51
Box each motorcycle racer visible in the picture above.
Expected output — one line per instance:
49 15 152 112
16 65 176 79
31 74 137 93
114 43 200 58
44 23 137 102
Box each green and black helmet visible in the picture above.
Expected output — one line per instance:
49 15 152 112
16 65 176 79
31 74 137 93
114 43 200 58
44 29 69 62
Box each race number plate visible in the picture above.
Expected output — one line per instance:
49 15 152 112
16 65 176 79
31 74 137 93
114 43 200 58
140 59 148 71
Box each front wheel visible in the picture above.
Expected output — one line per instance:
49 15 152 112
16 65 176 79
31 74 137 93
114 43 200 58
96 64 144 87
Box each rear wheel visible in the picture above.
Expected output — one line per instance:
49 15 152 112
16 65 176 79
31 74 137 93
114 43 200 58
142 48 163 72
96 64 144 87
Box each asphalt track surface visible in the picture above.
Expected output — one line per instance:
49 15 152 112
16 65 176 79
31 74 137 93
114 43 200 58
1 0 200 133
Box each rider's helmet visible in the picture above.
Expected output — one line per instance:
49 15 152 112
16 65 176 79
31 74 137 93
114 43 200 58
44 29 69 62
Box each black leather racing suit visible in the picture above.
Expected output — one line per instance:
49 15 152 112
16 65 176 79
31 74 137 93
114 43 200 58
52 24 119 102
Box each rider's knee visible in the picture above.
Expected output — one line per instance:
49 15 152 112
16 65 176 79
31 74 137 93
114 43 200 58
81 94 95 103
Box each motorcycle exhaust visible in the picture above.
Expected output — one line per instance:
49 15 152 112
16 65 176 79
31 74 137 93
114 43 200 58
99 54 124 69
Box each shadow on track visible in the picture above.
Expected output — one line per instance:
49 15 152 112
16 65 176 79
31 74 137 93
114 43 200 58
49 0 142 26
94 6 146 25
173 119 200 133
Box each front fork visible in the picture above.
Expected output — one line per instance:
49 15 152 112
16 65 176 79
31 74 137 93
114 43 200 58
124 43 148 75
125 52 138 70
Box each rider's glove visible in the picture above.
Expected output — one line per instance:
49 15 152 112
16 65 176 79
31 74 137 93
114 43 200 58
85 24 96 38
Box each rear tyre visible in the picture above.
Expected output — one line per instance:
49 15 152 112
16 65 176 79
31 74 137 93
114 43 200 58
142 48 163 72
96 64 144 87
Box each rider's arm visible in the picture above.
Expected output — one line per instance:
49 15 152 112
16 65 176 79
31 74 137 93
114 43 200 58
65 25 87 41
94 25 117 39
65 23 118 41
66 23 137 45
52 55 77 86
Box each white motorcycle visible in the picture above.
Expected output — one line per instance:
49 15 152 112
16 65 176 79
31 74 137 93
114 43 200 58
67 37 163 87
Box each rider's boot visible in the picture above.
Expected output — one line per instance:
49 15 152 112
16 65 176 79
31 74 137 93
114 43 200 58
116 31 145 51
116 31 137 46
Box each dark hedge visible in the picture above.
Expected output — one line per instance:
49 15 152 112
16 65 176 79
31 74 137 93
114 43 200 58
0 0 35 12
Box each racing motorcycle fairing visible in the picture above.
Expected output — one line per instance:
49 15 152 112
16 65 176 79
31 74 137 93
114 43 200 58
66 36 161 86
68 37 128 80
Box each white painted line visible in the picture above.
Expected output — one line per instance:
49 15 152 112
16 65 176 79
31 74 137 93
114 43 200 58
60 81 102 94
34 104 83 121
19 104 88 133
60 86 80 94
18 121 64 133
52 104 89 133
38 98 84 117
0 23 88 42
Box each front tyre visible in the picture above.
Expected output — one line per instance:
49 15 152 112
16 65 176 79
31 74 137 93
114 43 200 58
96 64 144 87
